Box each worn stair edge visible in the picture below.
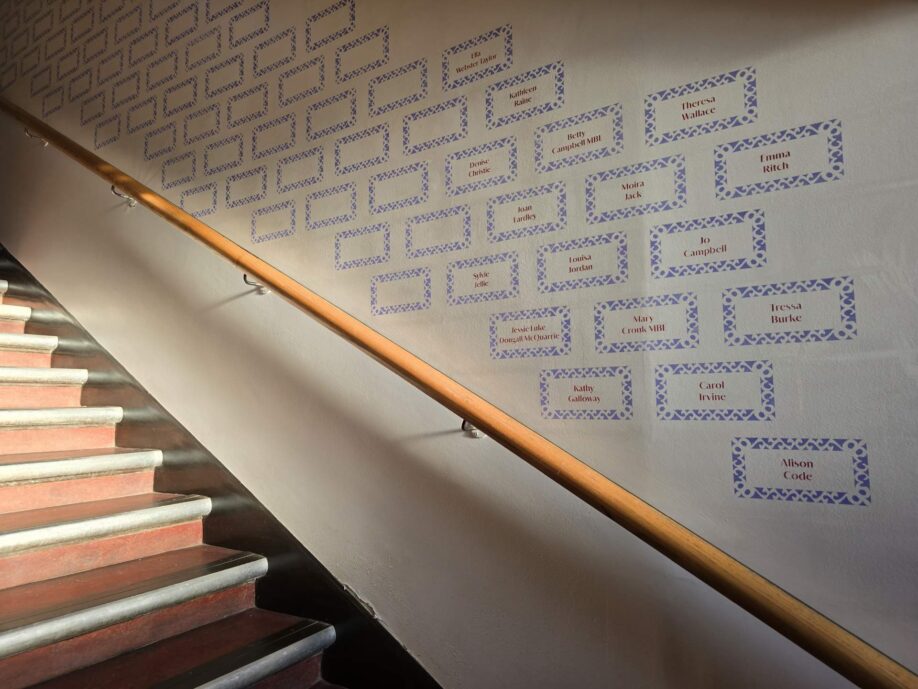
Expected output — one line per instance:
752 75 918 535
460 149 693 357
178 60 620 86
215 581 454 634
0 305 30 322
0 552 268 659
0 407 123 429
0 367 88 386
164 620 336 689
0 494 211 555
0 333 58 353
0 448 163 483
0 281 7 297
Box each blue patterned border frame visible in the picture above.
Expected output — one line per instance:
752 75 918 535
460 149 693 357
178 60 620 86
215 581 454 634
723 276 857 346
586 154 687 223
204 134 243 175
369 58 428 117
334 123 390 176
594 292 699 353
536 232 628 294
305 0 355 51
715 119 845 199
94 113 121 149
335 223 391 271
252 113 297 160
405 205 472 259
305 182 357 230
732 437 870 506
539 366 633 421
488 306 572 359
485 61 564 129
335 26 389 83
183 103 220 145
645 66 757 146
226 165 268 209
650 209 766 279
307 88 357 140
180 182 217 219
445 136 518 196
277 147 323 194
534 104 623 173
442 24 512 90
251 199 296 244
402 95 468 155
654 360 775 421
446 251 520 306
369 161 429 214
486 181 566 243
278 56 324 107
161 150 196 189
370 267 432 316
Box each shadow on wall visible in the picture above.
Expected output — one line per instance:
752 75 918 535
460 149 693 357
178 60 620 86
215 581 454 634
71 205 853 689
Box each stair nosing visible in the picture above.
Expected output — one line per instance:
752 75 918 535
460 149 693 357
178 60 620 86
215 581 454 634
0 367 89 386
0 494 212 555
158 621 336 689
0 333 58 353
0 406 124 429
0 553 268 659
0 305 31 322
0 449 163 483
0 280 7 295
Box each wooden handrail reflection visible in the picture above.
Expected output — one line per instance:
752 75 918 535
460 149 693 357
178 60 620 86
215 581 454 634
0 96 914 689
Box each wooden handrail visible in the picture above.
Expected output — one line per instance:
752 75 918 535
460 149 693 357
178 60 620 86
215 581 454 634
1 96 914 689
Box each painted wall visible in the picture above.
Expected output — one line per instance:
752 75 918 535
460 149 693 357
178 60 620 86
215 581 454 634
0 116 857 689
1 0 917 686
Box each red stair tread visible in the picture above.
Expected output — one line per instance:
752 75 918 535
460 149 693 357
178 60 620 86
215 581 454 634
0 544 246 629
33 608 312 689
0 491 191 533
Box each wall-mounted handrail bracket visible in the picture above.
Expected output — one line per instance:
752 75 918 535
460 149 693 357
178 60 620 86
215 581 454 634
461 419 483 438
110 185 137 207
24 127 48 147
243 274 271 295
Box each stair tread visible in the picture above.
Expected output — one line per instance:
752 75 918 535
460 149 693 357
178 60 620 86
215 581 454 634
0 367 87 385
0 492 204 533
0 406 123 427
0 545 262 635
0 305 30 321
33 609 333 689
0 332 57 352
0 446 158 466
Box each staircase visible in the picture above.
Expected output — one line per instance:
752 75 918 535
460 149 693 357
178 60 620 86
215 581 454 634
0 278 341 688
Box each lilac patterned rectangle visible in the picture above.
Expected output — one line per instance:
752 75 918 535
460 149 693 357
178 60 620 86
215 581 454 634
535 104 623 173
405 205 472 259
335 223 390 271
335 26 389 82
645 67 758 145
447 252 519 306
539 366 633 421
305 182 357 230
489 306 571 359
402 96 468 154
650 210 766 279
369 59 427 117
715 120 844 199
370 267 432 316
594 292 698 353
537 232 628 294
722 276 857 346
445 137 517 196
586 155 687 223
369 162 429 214
732 437 870 506
442 24 512 90
486 182 566 242
485 61 564 129
654 360 775 421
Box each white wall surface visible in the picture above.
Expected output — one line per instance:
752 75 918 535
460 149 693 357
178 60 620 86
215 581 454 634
0 116 861 689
